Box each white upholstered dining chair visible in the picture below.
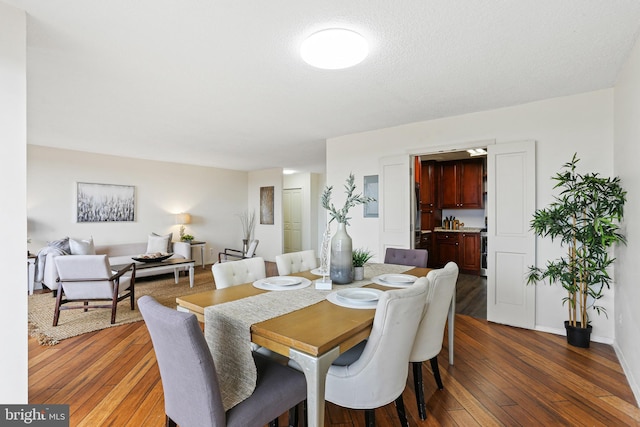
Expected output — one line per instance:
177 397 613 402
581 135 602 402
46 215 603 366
211 256 266 289
410 261 459 420
275 250 318 275
324 280 429 426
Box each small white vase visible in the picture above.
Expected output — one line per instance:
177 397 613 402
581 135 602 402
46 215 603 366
354 266 364 281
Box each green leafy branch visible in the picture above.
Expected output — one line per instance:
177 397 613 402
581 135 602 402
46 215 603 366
321 173 376 225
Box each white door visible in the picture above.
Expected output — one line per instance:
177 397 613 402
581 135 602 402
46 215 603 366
283 188 302 253
379 155 411 260
487 141 536 329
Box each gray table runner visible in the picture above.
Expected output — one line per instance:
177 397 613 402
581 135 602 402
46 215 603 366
204 263 413 410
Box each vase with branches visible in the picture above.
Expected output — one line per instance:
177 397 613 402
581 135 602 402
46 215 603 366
237 210 256 253
526 153 626 348
321 173 376 284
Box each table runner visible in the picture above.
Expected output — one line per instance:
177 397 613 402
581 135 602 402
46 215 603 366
204 263 413 410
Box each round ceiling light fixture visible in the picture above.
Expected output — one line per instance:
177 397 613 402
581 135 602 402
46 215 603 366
301 28 369 70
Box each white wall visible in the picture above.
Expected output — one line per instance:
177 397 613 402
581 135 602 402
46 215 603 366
28 145 248 267
0 1 27 403
248 168 283 262
614 33 640 404
326 89 616 341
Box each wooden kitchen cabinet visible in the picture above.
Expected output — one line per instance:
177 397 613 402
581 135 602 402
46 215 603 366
434 232 459 267
460 232 481 272
433 231 481 274
420 160 441 230
439 159 484 209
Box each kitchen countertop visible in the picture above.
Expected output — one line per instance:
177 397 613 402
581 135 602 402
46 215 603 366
433 227 483 233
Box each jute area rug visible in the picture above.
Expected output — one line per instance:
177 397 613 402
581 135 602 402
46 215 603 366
28 266 215 345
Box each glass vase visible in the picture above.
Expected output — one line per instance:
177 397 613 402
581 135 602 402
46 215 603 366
330 222 353 284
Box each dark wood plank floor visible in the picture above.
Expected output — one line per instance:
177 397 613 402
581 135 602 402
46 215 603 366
28 268 640 426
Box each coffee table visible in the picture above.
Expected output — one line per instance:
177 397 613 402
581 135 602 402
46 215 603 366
112 258 196 287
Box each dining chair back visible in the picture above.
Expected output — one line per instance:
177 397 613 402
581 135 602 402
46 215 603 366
384 247 428 267
275 250 318 275
53 254 135 326
410 261 459 420
212 256 266 289
138 295 307 427
325 280 428 426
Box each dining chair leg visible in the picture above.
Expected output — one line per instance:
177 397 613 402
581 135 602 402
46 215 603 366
395 395 409 427
412 361 427 420
430 356 444 390
288 403 298 427
165 415 177 427
364 409 375 427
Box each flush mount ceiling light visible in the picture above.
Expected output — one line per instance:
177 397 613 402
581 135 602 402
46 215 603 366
467 148 488 157
301 28 369 69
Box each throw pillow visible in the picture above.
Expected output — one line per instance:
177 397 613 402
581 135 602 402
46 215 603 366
47 237 71 254
147 232 172 254
69 237 96 255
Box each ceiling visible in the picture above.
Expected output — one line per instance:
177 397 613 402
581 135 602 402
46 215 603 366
7 0 640 174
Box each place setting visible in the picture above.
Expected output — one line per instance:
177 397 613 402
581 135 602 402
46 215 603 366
326 287 384 309
371 273 418 288
252 276 312 291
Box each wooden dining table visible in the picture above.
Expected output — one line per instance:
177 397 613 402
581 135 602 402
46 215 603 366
175 265 455 427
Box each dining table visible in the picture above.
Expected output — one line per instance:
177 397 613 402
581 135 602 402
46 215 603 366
175 263 455 427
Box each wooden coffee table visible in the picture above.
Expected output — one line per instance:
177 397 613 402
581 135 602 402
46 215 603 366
112 258 196 287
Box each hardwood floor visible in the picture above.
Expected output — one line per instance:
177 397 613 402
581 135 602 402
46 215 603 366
455 273 487 320
28 269 640 426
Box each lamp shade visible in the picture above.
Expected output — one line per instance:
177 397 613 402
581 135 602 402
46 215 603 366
175 213 191 225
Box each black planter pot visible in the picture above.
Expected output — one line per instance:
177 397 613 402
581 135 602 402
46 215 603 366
564 321 592 348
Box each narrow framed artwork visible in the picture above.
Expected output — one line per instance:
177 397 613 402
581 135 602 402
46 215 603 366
363 175 379 218
76 182 135 222
260 186 275 225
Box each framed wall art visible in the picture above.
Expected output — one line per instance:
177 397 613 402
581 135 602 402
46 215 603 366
76 182 135 222
260 186 275 225
363 175 379 218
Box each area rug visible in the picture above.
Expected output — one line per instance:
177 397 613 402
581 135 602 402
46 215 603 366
28 266 215 345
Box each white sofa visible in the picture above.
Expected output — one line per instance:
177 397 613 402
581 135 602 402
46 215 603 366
40 241 191 292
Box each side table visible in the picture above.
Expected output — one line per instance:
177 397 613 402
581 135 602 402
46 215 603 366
188 241 206 269
27 254 36 295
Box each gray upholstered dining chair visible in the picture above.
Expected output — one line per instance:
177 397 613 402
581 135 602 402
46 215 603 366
410 261 459 420
384 247 429 267
324 280 429 426
211 256 266 289
53 254 135 326
138 295 307 427
275 250 318 275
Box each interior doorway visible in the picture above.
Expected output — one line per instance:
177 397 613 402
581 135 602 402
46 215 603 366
413 148 488 319
283 188 302 253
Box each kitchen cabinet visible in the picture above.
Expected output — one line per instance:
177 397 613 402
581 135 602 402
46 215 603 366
433 230 481 274
460 232 481 272
420 160 441 230
439 159 484 209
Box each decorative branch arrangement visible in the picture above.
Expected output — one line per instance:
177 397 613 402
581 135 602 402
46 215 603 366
321 173 376 225
237 210 256 241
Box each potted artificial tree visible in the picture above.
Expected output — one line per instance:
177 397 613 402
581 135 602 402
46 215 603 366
526 153 626 348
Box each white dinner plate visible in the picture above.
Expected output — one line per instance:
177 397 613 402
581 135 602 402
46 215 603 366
253 277 311 291
262 276 302 287
336 288 383 304
372 273 419 288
